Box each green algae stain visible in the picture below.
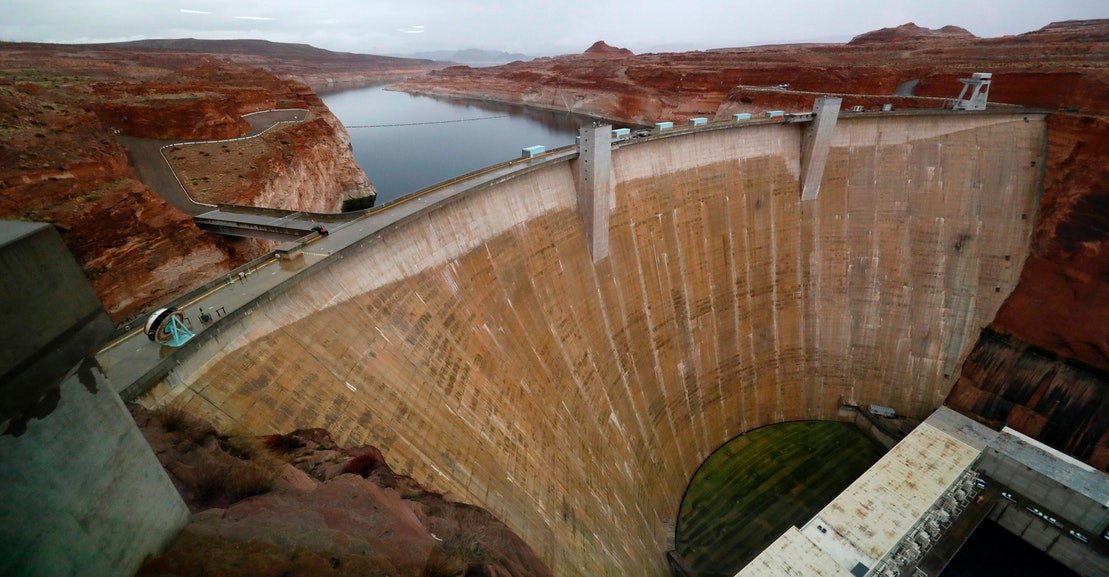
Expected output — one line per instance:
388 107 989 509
675 420 886 577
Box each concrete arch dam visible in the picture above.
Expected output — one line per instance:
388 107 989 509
151 112 1045 576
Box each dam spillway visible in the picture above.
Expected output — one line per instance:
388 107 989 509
147 111 1046 576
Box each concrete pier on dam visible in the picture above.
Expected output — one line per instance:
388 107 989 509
141 111 1046 576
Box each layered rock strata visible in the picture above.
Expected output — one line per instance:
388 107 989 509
395 21 1109 124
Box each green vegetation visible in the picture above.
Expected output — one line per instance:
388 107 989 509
675 420 886 577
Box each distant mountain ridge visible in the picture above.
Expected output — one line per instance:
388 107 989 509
9 37 448 89
401 48 530 65
86 38 433 65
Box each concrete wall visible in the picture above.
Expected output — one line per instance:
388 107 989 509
0 222 114 433
0 221 188 577
977 429 1109 536
0 365 190 577
143 113 1045 576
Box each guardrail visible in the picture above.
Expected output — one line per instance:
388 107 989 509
110 111 732 345
100 249 286 347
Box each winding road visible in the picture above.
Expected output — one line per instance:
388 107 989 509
116 109 310 216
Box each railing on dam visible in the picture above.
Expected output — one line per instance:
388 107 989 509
99 142 582 400
110 110 778 345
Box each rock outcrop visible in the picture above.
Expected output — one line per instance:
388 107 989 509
946 330 1108 469
0 80 242 321
247 112 370 212
583 41 634 58
163 80 371 211
132 407 552 577
991 113 1109 371
848 22 976 45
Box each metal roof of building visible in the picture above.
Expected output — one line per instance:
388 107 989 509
737 408 992 576
736 527 853 577
814 420 980 562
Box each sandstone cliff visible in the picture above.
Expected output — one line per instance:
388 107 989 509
991 114 1109 371
248 112 370 212
6 38 444 91
164 82 371 211
946 330 1108 469
0 80 241 320
0 46 373 322
583 40 634 58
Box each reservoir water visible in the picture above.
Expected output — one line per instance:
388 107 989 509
320 84 609 205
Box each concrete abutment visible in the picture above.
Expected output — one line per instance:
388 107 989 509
800 96 842 201
141 112 1047 576
574 124 613 262
0 222 189 577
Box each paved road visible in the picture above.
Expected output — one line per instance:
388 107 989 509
97 146 578 397
116 109 309 216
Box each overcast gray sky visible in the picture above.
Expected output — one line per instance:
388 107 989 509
3 1 1104 56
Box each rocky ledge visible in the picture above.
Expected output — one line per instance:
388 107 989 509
132 406 552 577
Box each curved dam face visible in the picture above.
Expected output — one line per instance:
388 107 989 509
153 112 1045 576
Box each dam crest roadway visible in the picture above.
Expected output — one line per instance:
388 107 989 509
101 107 1048 577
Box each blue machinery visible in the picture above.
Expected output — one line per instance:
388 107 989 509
144 307 195 347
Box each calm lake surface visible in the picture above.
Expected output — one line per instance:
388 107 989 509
321 84 611 205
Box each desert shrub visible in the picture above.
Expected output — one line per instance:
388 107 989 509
427 532 491 577
263 432 305 454
187 455 280 504
219 434 266 461
341 447 385 477
155 404 213 442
